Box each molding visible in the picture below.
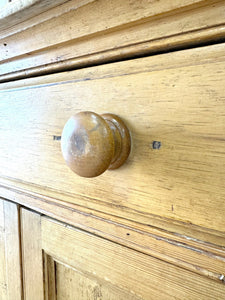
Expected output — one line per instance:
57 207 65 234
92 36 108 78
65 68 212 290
0 24 225 83
0 0 225 82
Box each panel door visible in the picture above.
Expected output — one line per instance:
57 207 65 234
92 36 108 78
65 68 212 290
21 208 225 300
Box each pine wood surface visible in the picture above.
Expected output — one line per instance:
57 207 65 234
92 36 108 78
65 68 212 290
1 2 225 298
0 201 7 300
21 205 44 300
20 208 225 300
0 200 22 300
1 185 225 284
1 43 225 234
1 0 225 80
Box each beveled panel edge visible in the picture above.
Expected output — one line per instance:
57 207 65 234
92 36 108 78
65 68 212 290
0 182 225 285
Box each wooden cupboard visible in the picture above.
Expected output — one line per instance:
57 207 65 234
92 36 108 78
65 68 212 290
1 1 225 299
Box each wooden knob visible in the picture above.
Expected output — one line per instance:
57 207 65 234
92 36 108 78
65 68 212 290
61 112 131 177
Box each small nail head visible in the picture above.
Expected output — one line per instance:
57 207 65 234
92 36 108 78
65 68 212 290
152 141 161 150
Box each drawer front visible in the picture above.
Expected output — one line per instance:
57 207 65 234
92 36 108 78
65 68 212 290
0 43 225 234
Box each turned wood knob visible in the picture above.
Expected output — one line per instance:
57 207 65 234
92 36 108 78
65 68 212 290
61 112 131 177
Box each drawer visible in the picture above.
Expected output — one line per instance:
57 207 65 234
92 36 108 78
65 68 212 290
0 43 225 236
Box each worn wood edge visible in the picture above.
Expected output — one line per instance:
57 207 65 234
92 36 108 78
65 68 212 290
1 40 225 91
1 23 225 83
0 184 225 285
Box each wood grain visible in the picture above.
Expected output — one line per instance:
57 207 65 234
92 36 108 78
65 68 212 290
42 214 225 299
1 43 225 233
0 201 7 300
55 261 142 300
21 208 44 300
1 0 225 80
0 199 22 300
